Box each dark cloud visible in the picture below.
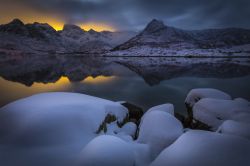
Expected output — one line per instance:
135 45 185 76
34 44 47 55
1 0 250 30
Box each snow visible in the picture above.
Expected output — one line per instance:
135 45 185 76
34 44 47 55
105 121 137 142
0 90 249 166
137 110 183 159
151 130 250 166
120 122 137 137
79 135 135 166
193 98 250 130
217 120 250 139
185 88 231 107
146 103 174 115
0 92 128 166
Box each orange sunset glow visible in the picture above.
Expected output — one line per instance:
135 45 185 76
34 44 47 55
0 2 115 32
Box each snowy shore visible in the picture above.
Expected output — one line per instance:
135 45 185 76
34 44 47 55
0 89 249 166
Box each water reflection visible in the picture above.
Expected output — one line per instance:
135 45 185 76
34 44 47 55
0 54 250 113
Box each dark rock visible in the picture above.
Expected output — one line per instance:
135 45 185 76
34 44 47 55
121 102 144 125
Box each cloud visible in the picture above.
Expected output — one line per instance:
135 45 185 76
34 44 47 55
1 0 250 30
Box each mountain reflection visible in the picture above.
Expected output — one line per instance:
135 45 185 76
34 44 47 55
0 54 250 86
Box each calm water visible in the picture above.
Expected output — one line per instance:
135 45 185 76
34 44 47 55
0 55 250 114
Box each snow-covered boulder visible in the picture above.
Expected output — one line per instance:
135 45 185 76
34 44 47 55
185 88 231 107
79 135 135 166
140 103 174 128
137 111 183 159
234 98 250 106
106 122 137 141
0 92 129 166
193 98 250 130
147 103 174 115
217 120 250 139
120 122 137 138
151 130 250 166
0 92 128 146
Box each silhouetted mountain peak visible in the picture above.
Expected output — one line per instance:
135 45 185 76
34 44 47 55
144 19 166 33
9 19 24 26
63 24 84 32
88 29 98 34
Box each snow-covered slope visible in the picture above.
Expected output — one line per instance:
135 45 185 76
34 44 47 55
111 19 250 56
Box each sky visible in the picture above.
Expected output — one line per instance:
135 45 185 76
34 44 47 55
0 0 249 31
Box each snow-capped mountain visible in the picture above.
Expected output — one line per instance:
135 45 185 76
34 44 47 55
59 24 137 52
112 19 250 56
1 19 250 56
0 19 137 54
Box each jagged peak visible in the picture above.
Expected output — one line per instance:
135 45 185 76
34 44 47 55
88 28 98 34
63 24 85 32
8 18 24 26
143 19 166 33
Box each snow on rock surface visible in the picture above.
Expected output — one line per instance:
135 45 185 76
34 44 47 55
217 120 250 139
137 110 183 159
193 98 250 130
79 135 135 166
151 130 250 166
0 92 128 145
185 88 232 107
140 103 174 126
0 92 128 166
120 122 137 138
146 103 174 115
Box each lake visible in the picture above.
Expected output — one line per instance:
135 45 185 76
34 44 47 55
0 55 250 114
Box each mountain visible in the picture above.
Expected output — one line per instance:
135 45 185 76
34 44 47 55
0 19 137 54
112 19 250 56
59 24 137 52
1 19 250 56
0 19 70 54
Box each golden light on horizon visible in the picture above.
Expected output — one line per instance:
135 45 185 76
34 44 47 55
79 22 116 32
83 76 116 84
1 17 115 32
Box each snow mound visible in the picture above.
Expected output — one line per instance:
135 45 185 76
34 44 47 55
185 88 231 107
193 98 250 129
0 92 128 146
79 135 135 166
120 122 137 138
147 103 174 115
217 120 250 139
140 103 174 128
137 111 183 159
105 121 137 142
151 130 250 166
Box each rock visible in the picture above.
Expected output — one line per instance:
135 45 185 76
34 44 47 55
121 102 144 124
80 135 135 166
137 111 183 159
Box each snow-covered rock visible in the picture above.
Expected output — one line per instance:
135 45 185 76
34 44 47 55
120 122 137 138
151 130 250 166
217 120 250 139
185 88 231 107
193 98 250 130
0 92 128 147
79 135 135 166
147 103 174 115
137 110 183 159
